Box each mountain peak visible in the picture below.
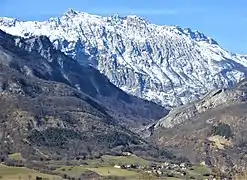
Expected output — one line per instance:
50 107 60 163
64 8 79 16
0 17 17 27
0 11 246 107
174 26 218 45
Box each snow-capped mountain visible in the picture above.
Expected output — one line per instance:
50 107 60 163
1 9 247 107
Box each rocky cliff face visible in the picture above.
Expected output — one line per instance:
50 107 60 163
149 80 247 174
155 87 247 128
1 10 247 107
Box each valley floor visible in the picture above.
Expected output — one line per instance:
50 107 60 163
0 154 216 180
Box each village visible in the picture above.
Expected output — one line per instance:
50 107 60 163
114 161 188 177
111 152 188 178
109 152 217 179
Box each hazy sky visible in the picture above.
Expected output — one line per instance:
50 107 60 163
0 0 246 54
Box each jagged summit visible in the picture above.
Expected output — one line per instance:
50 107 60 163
0 10 246 107
181 27 218 45
65 8 79 16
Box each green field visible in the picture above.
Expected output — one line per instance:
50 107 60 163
54 155 150 179
87 166 141 178
54 165 90 178
101 155 149 166
55 165 144 179
0 165 62 180
8 153 24 161
84 155 149 167
188 165 212 179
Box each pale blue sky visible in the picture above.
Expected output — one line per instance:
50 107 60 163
0 0 246 54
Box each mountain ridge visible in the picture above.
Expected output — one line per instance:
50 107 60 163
0 10 247 107
0 29 172 161
0 29 167 128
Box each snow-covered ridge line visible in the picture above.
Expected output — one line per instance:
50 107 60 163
0 10 217 44
0 9 246 107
